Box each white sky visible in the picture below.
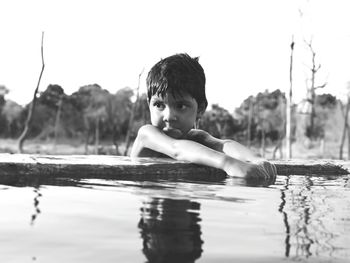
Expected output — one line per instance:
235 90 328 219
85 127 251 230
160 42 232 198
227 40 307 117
1 0 350 111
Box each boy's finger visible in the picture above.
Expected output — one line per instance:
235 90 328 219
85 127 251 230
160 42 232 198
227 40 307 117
264 162 276 177
263 163 276 183
259 163 269 177
272 164 277 175
259 166 269 180
268 164 275 176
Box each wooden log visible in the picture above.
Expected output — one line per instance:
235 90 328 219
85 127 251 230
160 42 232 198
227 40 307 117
0 154 349 185
272 159 350 176
0 154 226 184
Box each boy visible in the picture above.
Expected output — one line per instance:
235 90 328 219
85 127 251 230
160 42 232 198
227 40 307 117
131 53 276 183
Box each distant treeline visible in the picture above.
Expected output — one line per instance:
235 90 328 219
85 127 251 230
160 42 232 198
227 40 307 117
0 84 342 152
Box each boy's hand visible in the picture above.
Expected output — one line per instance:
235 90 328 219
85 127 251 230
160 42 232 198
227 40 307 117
224 157 277 185
258 160 277 179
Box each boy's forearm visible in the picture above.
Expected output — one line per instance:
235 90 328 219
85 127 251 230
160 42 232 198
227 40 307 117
131 125 248 175
131 125 231 170
222 140 260 162
172 139 229 170
131 126 278 180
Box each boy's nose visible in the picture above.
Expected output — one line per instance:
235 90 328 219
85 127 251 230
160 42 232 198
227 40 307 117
163 107 177 122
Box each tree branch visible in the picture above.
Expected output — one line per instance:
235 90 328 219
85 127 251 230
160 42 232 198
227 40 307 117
314 83 327 90
123 67 145 156
18 32 45 153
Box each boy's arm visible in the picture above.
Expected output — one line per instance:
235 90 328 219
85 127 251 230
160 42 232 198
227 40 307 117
221 139 277 177
188 129 263 161
130 125 272 180
187 129 277 178
188 130 268 162
131 125 228 168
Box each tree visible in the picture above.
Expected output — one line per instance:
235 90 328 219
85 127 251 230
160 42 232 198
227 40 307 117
339 82 350 159
200 104 238 139
0 85 9 136
0 85 9 107
124 68 144 156
313 94 337 138
286 36 294 158
234 89 288 157
18 84 67 141
38 84 65 149
1 100 23 137
304 38 327 139
105 87 134 154
38 84 64 108
72 84 110 154
133 93 150 126
18 32 45 153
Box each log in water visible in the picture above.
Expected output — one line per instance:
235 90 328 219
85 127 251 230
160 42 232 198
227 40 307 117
0 154 349 183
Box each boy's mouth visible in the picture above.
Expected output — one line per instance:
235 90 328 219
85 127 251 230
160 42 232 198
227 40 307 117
162 127 183 139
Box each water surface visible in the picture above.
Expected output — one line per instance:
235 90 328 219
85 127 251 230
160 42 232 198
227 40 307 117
0 174 349 262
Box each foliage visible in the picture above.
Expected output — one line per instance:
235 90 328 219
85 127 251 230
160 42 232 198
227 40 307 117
0 81 344 156
234 89 287 144
0 85 11 136
315 93 337 109
0 100 23 137
38 84 64 109
200 104 238 139
106 87 134 143
131 93 151 137
306 93 338 139
0 85 9 108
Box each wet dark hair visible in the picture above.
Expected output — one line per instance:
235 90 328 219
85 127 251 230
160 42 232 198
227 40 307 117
146 53 208 111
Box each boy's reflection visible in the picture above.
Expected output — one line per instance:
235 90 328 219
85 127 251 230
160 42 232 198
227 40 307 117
138 198 203 263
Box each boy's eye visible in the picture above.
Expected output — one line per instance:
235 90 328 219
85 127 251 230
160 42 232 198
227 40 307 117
176 103 188 110
153 101 165 109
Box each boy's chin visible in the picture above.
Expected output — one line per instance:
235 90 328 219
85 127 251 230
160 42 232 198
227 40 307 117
162 127 183 139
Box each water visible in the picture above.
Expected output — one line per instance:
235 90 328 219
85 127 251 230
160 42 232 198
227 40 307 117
0 174 349 263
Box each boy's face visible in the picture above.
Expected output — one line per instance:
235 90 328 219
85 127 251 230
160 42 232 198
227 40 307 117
149 91 201 139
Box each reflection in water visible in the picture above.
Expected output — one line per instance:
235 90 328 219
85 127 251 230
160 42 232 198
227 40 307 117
278 175 349 260
138 198 203 263
294 176 314 258
278 175 291 257
30 187 42 226
2 173 349 261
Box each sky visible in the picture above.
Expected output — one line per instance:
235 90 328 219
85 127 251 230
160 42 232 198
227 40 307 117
1 0 350 112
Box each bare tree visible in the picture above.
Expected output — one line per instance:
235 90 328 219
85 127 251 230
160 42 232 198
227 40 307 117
256 98 266 158
53 94 63 152
273 94 286 159
94 116 100 154
304 38 327 139
123 68 144 156
17 32 45 153
340 82 350 159
246 97 253 148
286 36 294 159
